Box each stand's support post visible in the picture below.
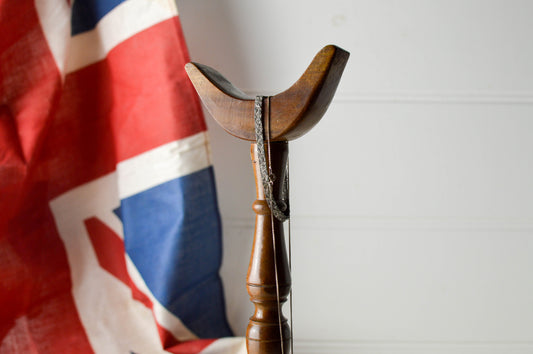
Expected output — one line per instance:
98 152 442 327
186 45 349 354
247 142 291 353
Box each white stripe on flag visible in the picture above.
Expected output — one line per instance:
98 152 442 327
35 0 71 75
50 173 168 354
36 0 178 75
51 171 206 349
200 337 247 354
117 132 212 199
65 0 178 73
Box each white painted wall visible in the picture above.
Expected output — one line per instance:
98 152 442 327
176 1 533 353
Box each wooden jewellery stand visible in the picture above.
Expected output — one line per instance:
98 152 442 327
186 45 349 353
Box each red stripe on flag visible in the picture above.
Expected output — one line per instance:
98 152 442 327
0 0 63 166
1 1 93 351
84 217 153 308
84 217 131 285
0 105 26 222
105 16 207 162
36 17 207 200
83 217 189 350
1 191 94 353
0 0 63 222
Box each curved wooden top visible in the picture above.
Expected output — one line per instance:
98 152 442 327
185 45 349 141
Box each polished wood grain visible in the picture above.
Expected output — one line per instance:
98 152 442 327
186 45 349 353
185 45 349 141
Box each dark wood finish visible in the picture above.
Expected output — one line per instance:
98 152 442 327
185 45 349 353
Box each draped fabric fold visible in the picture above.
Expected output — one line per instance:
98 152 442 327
0 1 244 352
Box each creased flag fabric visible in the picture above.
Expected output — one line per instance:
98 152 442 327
0 0 245 353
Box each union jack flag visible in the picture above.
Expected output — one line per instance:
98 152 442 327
0 0 244 352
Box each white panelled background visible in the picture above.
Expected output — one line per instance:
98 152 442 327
176 1 533 353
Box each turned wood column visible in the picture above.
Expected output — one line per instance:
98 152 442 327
185 45 349 353
246 142 291 354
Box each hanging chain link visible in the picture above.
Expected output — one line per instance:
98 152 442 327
253 96 290 222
